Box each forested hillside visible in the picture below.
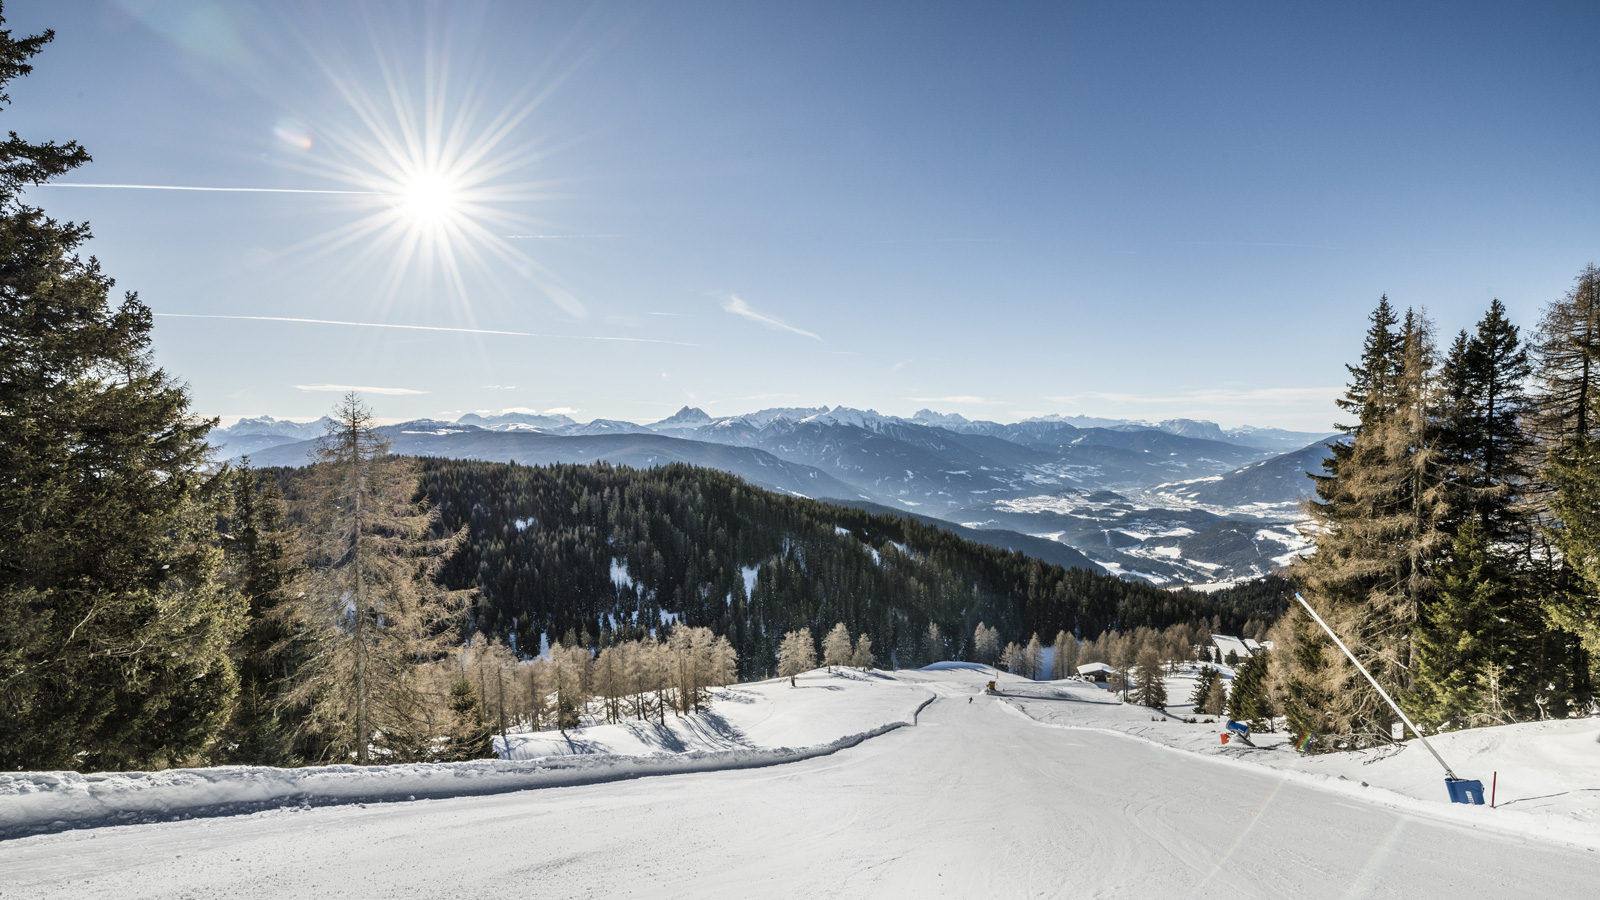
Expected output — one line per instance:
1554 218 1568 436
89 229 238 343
395 459 1286 679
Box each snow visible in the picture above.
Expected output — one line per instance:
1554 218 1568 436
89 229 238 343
608 558 634 589
5 667 1600 898
0 670 930 841
996 663 1600 850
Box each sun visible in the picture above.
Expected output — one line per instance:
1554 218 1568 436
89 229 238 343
268 31 586 318
399 171 460 227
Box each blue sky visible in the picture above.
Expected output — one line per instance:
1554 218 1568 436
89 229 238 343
11 1 1600 431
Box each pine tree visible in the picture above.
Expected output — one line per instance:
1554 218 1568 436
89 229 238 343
0 19 244 771
285 394 470 762
1132 647 1166 709
822 622 853 672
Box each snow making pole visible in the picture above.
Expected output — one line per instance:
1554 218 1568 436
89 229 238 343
1292 593 1475 797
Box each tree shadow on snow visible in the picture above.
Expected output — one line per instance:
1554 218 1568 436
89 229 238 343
618 709 753 753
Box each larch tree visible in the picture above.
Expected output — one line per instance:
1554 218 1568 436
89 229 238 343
1024 633 1043 681
921 622 944 665
285 394 470 762
0 18 244 771
851 633 875 670
1051 630 1077 680
1203 675 1228 717
777 628 816 685
1533 265 1600 677
822 622 853 672
972 622 1000 666
1285 306 1448 745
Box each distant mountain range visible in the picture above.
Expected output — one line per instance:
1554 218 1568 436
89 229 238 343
215 406 1339 586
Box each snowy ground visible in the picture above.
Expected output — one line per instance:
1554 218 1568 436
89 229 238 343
992 664 1600 851
3 667 1599 898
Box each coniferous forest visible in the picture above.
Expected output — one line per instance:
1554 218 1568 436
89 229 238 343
405 458 1284 679
1275 282 1600 748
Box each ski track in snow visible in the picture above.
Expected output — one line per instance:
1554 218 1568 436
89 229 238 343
3 669 1599 898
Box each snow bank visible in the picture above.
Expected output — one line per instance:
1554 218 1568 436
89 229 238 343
1 669 931 841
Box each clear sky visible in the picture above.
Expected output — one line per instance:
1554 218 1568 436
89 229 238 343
10 1 1600 431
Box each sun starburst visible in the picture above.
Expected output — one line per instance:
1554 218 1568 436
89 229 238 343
271 27 585 320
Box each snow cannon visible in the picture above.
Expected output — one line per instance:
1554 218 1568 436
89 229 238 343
984 680 998 695
1446 777 1485 805
1293 593 1484 806
1224 719 1254 747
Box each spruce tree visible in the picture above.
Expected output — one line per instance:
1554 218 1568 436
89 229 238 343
1228 653 1272 731
0 17 244 771
213 464 305 765
1407 520 1513 729
1189 665 1219 709
1132 647 1166 709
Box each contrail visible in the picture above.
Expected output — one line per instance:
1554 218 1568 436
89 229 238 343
155 313 701 345
39 183 383 195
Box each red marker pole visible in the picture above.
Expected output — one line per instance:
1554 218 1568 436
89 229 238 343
1491 772 1497 809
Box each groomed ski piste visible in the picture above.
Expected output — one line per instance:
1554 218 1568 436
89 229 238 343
4 664 1599 898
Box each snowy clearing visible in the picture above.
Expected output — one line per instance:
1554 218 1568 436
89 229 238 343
3 667 1599 898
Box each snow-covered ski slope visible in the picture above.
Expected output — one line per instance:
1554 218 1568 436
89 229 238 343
4 668 1599 899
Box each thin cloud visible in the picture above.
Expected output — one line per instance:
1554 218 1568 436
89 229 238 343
294 383 428 395
504 234 622 239
483 385 518 391
722 295 821 342
1043 387 1340 406
156 313 702 346
908 395 1008 405
40 182 380 195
